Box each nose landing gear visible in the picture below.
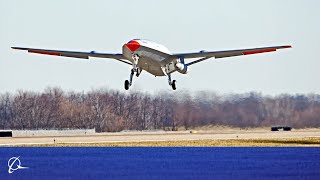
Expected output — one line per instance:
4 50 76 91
124 69 134 90
124 54 140 90
124 80 130 90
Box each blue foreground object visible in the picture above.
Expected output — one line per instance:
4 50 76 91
0 147 319 180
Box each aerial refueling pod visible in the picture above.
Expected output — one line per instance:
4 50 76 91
175 62 189 74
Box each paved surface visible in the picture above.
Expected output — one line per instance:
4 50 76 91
1 129 320 146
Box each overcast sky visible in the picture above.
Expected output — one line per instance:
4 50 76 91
1 0 319 95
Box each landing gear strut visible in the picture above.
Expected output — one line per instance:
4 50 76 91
168 74 176 90
124 54 140 90
136 67 142 77
161 65 177 90
124 69 134 90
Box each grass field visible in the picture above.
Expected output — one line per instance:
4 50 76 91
21 137 320 147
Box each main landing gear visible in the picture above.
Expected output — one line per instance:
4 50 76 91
125 54 142 90
168 73 176 90
161 65 177 90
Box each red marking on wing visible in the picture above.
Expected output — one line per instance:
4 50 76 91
125 40 141 52
28 50 61 56
243 48 277 55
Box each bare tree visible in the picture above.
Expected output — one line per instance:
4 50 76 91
1 88 320 131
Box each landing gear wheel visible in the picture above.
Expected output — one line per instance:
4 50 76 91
171 80 176 90
124 80 130 90
136 68 141 77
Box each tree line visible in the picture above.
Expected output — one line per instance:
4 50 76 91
0 88 319 132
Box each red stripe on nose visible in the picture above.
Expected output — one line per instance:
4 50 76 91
125 40 140 52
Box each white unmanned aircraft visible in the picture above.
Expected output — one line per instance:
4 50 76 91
12 39 291 90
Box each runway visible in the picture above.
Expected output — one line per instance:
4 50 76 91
1 129 320 146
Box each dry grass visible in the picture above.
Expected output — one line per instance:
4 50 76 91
21 137 320 147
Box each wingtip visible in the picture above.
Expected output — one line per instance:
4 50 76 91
277 45 292 50
11 47 29 50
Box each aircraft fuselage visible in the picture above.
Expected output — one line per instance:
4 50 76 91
122 39 179 76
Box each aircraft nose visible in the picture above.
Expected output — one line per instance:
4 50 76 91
125 40 141 52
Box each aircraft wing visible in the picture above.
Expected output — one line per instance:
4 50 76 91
171 45 292 66
11 47 131 65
